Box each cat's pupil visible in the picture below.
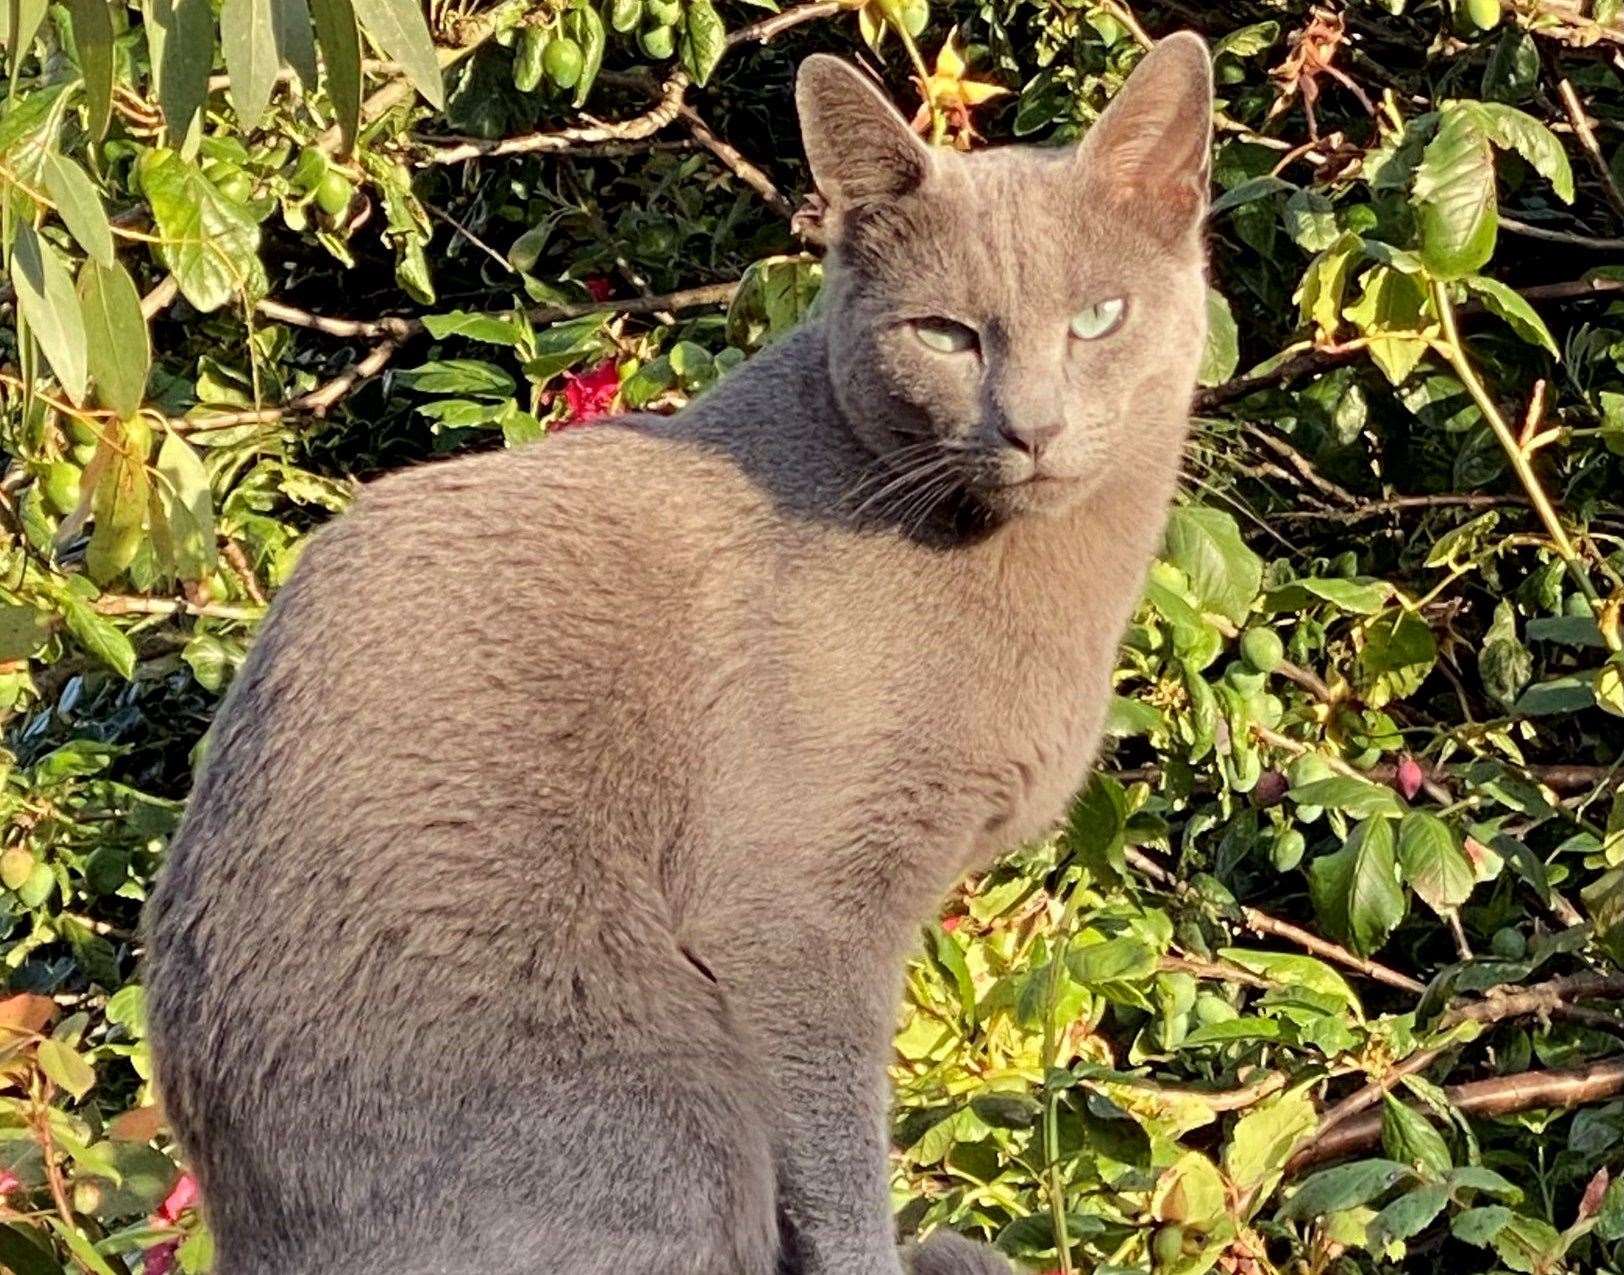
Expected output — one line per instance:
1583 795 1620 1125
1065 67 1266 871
1069 297 1127 341
914 318 978 355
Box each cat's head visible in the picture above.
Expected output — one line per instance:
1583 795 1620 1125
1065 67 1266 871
797 35 1213 521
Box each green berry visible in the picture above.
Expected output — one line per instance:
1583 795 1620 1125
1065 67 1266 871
41 461 82 517
1240 627 1284 674
1272 829 1307 872
638 23 675 58
544 36 584 88
314 170 353 218
1152 1225 1185 1269
1490 927 1527 959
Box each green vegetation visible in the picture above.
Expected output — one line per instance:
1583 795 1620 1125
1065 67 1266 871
1 0 1623 1272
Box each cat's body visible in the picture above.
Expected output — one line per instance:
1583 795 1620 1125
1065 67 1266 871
145 39 1213 1275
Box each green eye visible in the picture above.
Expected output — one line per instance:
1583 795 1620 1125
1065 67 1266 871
1069 297 1126 341
914 318 978 355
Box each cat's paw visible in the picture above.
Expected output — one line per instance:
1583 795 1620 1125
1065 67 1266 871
902 1231 1013 1275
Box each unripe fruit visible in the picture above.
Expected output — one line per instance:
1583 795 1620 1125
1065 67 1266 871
1240 627 1284 673
0 846 35 891
544 36 584 88
71 441 98 467
1462 0 1501 30
41 462 82 516
1153 1225 1186 1269
645 0 680 24
1491 927 1527 959
314 170 354 218
1272 828 1306 871
1223 660 1266 697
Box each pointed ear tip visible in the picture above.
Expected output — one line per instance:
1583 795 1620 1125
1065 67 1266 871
796 54 862 101
1149 30 1214 89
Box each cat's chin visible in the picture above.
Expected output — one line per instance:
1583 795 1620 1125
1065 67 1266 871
970 473 1093 521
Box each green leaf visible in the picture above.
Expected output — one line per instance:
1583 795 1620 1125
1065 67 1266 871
1397 813 1475 914
221 0 281 128
39 152 113 268
1224 1088 1317 1192
7 0 50 83
1219 949 1364 1017
1368 1182 1451 1248
138 148 263 313
155 428 218 581
1458 101 1574 201
0 605 50 660
1289 776 1407 819
1297 230 1362 340
1479 599 1532 706
0 1225 65 1275
1262 576 1391 615
568 1 605 105
1461 276 1557 355
1356 608 1436 707
1343 267 1429 384
1513 675 1595 716
12 223 89 405
1197 287 1238 386
308 0 362 154
396 359 515 396
1414 106 1498 280
61 596 134 678
1309 817 1407 956
678 0 725 85
1067 937 1157 986
143 0 214 143
78 258 151 419
37 1038 96 1098
273 0 319 87
349 0 444 108
422 310 527 345
1281 1160 1412 1219
86 418 151 585
1162 506 1262 625
63 0 115 138
1381 1094 1452 1177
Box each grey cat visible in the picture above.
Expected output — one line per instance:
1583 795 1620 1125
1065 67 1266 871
143 34 1213 1275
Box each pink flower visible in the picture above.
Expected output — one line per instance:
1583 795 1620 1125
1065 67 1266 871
155 1173 199 1223
1395 756 1424 801
558 360 620 426
0 1170 19 1195
143 1240 180 1275
582 276 614 303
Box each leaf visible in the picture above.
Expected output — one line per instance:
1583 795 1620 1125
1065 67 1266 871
54 597 132 676
138 149 263 313
221 0 281 128
1067 937 1157 986
7 0 50 82
155 429 217 581
678 0 726 85
1458 101 1574 201
63 0 115 138
1224 1088 1316 1192
1462 276 1557 355
1413 106 1498 280
1289 776 1407 819
1480 599 1532 707
1297 230 1362 341
349 0 444 108
1381 1094 1452 1177
1309 817 1407 956
1281 1160 1412 1219
0 1225 65 1275
1197 287 1238 386
421 310 527 344
1162 506 1262 625
273 0 319 87
143 0 214 143
86 418 152 585
308 0 362 154
37 1038 96 1098
568 1 605 105
1368 1182 1451 1248
1343 267 1429 385
12 223 90 405
1262 576 1391 614
0 605 50 660
78 258 151 419
1219 949 1363 1017
1397 813 1475 914
39 151 113 267
1356 608 1436 707
1513 675 1595 716
395 359 515 396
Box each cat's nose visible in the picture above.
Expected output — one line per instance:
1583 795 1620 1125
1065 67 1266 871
999 419 1065 458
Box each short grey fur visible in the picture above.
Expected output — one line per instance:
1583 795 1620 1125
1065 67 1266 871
144 34 1213 1275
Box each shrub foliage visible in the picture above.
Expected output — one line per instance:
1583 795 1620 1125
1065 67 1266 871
1 0 1623 1271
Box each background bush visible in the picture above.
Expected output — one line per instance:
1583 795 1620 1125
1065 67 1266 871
1 0 1624 1271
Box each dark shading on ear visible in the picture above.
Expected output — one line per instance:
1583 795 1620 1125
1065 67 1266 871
796 55 933 212
1080 31 1213 239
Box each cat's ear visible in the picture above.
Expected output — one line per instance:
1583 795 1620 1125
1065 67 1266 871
1079 31 1213 238
797 55 933 213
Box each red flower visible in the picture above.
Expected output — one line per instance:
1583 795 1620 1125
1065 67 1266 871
582 276 614 303
558 360 620 426
156 1173 199 1223
0 1170 19 1195
144 1240 180 1275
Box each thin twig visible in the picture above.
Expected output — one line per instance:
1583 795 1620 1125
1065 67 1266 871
1558 79 1624 222
679 104 796 220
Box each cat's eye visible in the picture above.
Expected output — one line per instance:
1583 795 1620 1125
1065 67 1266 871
913 318 979 355
1069 297 1127 341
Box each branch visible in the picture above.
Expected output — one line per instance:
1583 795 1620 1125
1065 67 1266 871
1558 78 1624 223
1285 1059 1624 1173
679 103 796 220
